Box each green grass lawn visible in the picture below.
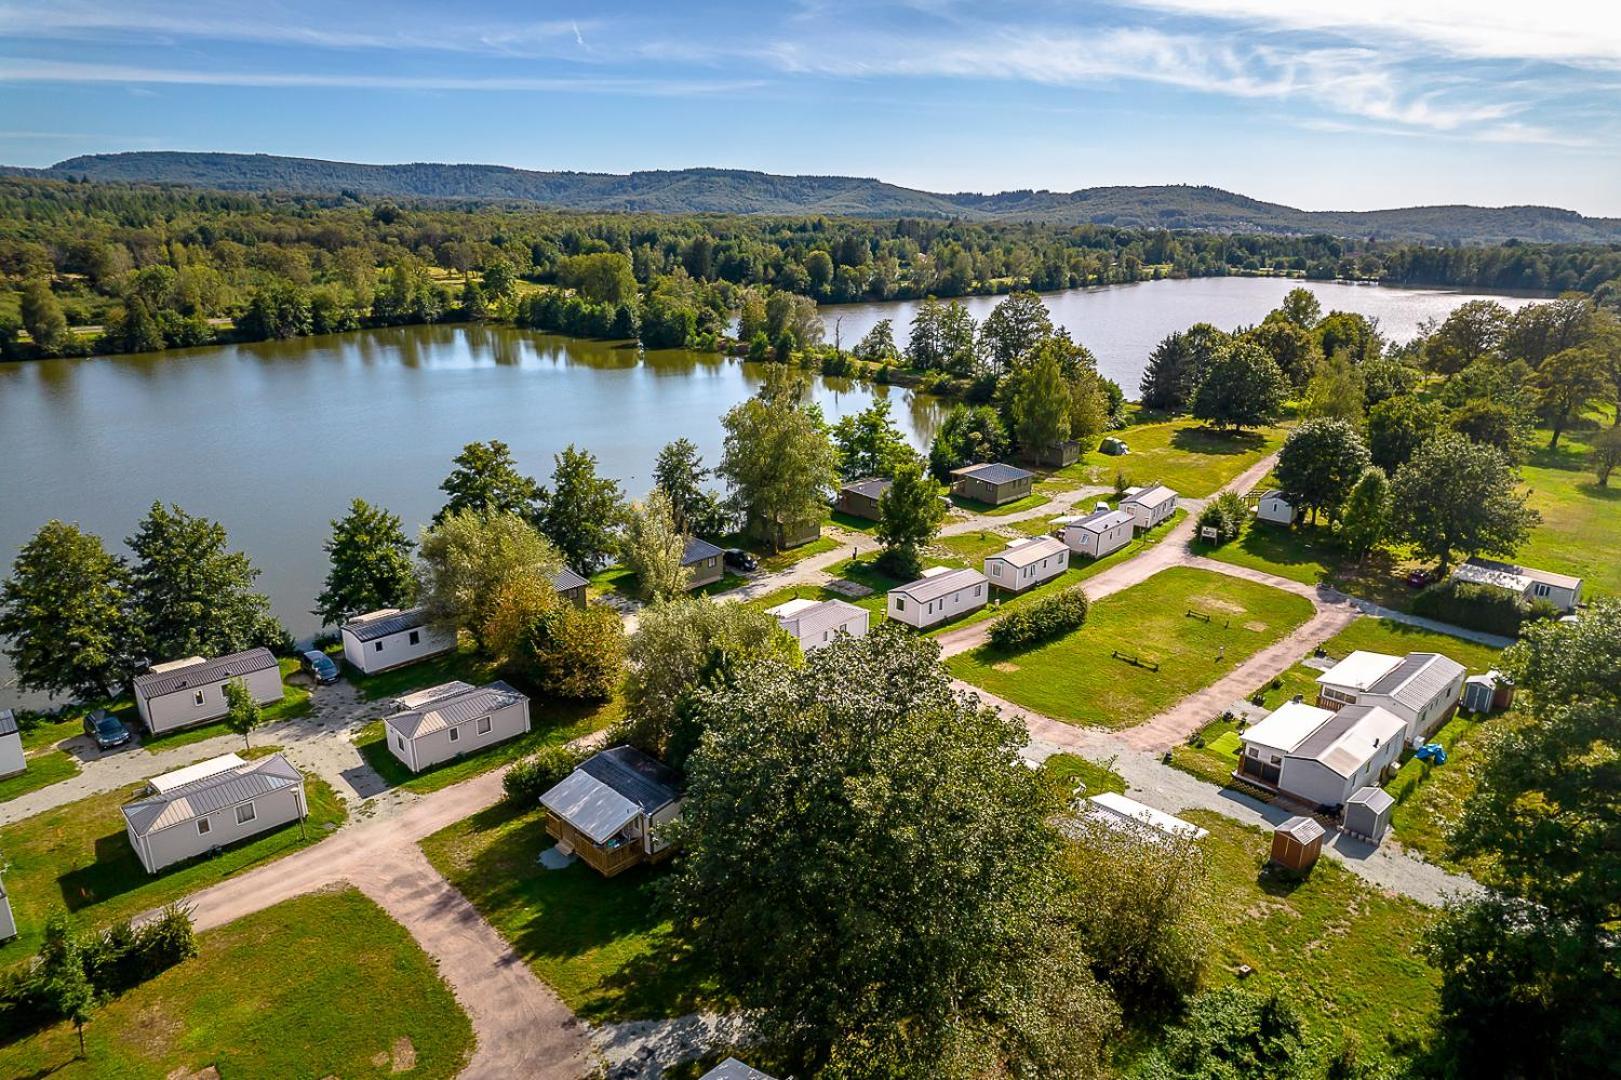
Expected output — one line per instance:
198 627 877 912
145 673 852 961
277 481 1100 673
829 510 882 533
0 888 473 1080
354 692 622 795
1059 416 1289 498
0 748 80 802
1168 715 1249 789
950 491 1051 517
1041 752 1127 797
140 657 313 751
1384 708 1529 869
419 802 720 1022
1197 520 1427 612
342 640 501 702
591 563 748 602
1177 811 1438 1062
1519 438 1621 597
949 567 1315 729
0 752 347 963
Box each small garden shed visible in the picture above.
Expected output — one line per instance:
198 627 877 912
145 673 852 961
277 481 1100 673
1270 815 1326 874
1343 785 1395 843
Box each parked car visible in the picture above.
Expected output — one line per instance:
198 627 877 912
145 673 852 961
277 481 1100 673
1406 568 1435 589
83 708 132 750
723 548 758 572
301 649 340 685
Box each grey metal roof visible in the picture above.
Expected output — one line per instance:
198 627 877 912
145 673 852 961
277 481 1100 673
1067 507 1134 534
701 1060 777 1080
890 567 988 604
682 536 725 565
578 745 680 813
0 709 16 738
133 648 278 699
342 606 431 643
1290 707 1363 761
1289 704 1405 778
1368 653 1465 712
1276 815 1325 843
842 477 892 500
779 598 866 640
951 462 1032 486
384 680 526 740
1347 785 1395 813
987 535 1067 569
1123 483 1177 508
550 567 589 592
121 753 303 837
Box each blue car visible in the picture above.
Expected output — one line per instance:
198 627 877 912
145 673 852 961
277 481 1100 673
83 708 132 750
301 650 340 685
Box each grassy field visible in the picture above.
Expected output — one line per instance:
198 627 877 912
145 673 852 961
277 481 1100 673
949 567 1315 728
1058 416 1288 498
1198 521 1426 611
0 888 473 1080
0 749 80 802
1041 752 1127 797
950 491 1051 516
0 752 347 963
1384 708 1529 868
1177 811 1439 1062
1519 422 1621 597
140 657 313 751
419 803 719 1022
1169 715 1250 789
354 692 622 795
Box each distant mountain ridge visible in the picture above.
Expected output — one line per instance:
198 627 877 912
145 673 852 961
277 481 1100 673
13 151 1621 244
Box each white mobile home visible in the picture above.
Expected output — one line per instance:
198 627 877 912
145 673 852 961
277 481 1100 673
132 649 284 735
1120 484 1178 530
887 567 988 629
1452 557 1583 613
1256 490 1297 526
766 597 869 652
1061 505 1135 559
121 752 307 874
1315 651 1466 742
984 536 1069 593
1079 792 1208 843
340 606 456 675
0 710 23 779
381 681 530 774
1237 701 1405 809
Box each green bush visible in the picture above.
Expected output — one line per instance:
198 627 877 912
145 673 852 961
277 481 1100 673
503 745 585 806
1196 491 1250 546
988 585 1090 650
1412 579 1528 637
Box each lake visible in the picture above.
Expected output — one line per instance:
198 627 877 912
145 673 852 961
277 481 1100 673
0 277 1537 706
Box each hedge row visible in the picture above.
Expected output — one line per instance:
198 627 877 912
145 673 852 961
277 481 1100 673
988 585 1090 651
1411 579 1560 637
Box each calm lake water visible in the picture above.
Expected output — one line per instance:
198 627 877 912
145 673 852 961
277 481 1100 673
0 277 1538 705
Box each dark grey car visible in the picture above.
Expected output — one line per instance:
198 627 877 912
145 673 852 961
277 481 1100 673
84 708 132 750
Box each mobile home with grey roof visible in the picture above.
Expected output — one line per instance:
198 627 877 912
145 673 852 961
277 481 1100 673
132 649 284 735
121 752 307 874
887 567 988 629
340 606 456 675
381 680 530 773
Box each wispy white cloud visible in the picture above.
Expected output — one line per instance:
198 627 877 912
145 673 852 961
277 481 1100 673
1115 0 1621 68
0 59 761 97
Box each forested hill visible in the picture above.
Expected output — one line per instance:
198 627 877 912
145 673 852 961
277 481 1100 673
13 151 1621 244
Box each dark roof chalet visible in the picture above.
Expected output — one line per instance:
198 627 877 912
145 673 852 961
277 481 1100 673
133 648 278 699
950 462 1032 486
578 745 681 814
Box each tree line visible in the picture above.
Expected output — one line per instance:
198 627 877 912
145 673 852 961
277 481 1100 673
6 174 1621 363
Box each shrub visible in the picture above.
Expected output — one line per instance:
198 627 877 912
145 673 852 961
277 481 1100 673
988 585 1090 650
1196 491 1248 546
503 745 585 805
874 546 923 581
1412 579 1530 637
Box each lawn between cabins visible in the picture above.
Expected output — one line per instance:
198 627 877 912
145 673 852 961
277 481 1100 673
1056 414 1289 499
948 567 1316 729
1517 419 1621 599
1169 617 1507 867
0 747 347 963
0 888 473 1080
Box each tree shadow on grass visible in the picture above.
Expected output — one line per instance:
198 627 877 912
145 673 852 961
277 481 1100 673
1169 427 1268 457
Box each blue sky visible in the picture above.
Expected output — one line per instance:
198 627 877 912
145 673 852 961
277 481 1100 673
2 0 1619 214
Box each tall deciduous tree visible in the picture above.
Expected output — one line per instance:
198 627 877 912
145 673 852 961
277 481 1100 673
1245 318 1321 388
1276 287 1322 329
832 398 912 480
927 403 1010 481
718 380 838 551
1339 466 1392 558
666 627 1118 1077
0 521 131 699
875 459 946 578
1006 349 1072 456
1274 419 1371 525
652 438 708 534
417 510 561 647
1190 342 1288 431
623 598 797 767
314 499 416 626
1422 299 1509 375
979 291 1053 372
538 444 624 574
126 503 282 661
436 440 542 523
1299 350 1365 424
1425 606 1621 1077
852 318 901 363
1532 346 1609 448
1391 433 1538 574
1589 426 1621 487
1366 395 1442 473
20 278 70 356
620 489 690 604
